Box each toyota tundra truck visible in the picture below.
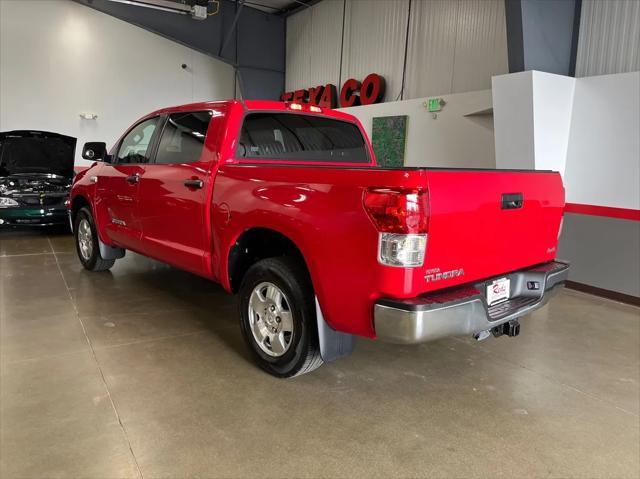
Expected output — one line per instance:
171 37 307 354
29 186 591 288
69 100 569 378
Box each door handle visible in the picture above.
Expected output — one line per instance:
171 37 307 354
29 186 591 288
502 193 523 209
184 179 204 189
125 174 139 185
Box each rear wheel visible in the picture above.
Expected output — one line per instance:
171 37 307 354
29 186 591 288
239 257 323 378
74 207 115 272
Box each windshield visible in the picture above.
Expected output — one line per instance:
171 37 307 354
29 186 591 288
237 113 369 163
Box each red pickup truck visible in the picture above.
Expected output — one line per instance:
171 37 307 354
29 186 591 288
70 100 568 377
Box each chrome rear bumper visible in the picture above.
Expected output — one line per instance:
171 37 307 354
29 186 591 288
374 261 569 344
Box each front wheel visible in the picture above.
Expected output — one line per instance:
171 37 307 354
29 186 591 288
238 257 323 378
74 207 115 272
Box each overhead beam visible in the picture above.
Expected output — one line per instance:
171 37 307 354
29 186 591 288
219 0 244 56
282 0 321 17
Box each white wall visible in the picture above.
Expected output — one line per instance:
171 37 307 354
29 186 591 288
493 70 575 175
285 0 508 101
340 0 410 103
340 89 495 169
492 72 536 170
563 72 640 210
576 0 640 77
0 0 235 166
286 0 344 91
530 72 575 175
493 70 640 211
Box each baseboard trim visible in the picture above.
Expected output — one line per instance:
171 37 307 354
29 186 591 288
565 281 640 307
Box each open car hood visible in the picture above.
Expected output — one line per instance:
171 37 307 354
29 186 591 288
0 130 76 178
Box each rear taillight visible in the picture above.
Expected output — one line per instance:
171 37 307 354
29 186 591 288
378 233 426 267
363 188 429 267
363 188 429 234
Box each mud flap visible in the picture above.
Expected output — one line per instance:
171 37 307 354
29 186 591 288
98 238 125 260
315 297 355 362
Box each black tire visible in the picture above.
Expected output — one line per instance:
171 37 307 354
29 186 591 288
238 257 323 378
74 207 115 272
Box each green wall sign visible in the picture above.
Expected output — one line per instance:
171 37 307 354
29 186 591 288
427 98 444 112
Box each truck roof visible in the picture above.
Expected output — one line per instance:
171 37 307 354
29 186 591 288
145 100 357 123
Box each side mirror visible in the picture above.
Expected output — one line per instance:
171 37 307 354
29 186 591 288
82 142 109 162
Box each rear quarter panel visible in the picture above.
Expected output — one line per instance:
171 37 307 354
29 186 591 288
213 165 429 337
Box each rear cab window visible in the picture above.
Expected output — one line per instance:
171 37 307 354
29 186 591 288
237 113 369 163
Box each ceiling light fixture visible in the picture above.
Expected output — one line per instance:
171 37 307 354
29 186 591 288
106 0 208 20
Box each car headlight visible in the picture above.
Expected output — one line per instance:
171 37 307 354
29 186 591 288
0 197 19 208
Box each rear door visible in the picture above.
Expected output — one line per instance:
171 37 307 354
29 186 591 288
137 109 223 275
99 116 161 250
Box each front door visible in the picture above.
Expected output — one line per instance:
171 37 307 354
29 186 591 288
137 109 222 275
99 116 161 251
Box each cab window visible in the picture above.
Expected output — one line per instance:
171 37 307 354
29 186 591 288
237 113 369 163
155 111 213 164
115 117 160 164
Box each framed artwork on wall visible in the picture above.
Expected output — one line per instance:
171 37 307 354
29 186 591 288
371 115 408 167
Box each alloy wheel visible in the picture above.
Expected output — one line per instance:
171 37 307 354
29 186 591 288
77 218 93 261
247 281 294 357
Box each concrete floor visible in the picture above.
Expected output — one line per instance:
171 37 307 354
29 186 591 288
1 230 639 479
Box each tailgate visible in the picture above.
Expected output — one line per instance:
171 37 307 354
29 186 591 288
422 169 564 290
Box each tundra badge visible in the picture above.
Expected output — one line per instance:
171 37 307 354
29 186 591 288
425 267 465 283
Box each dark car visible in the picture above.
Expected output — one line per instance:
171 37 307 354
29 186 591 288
0 130 76 227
